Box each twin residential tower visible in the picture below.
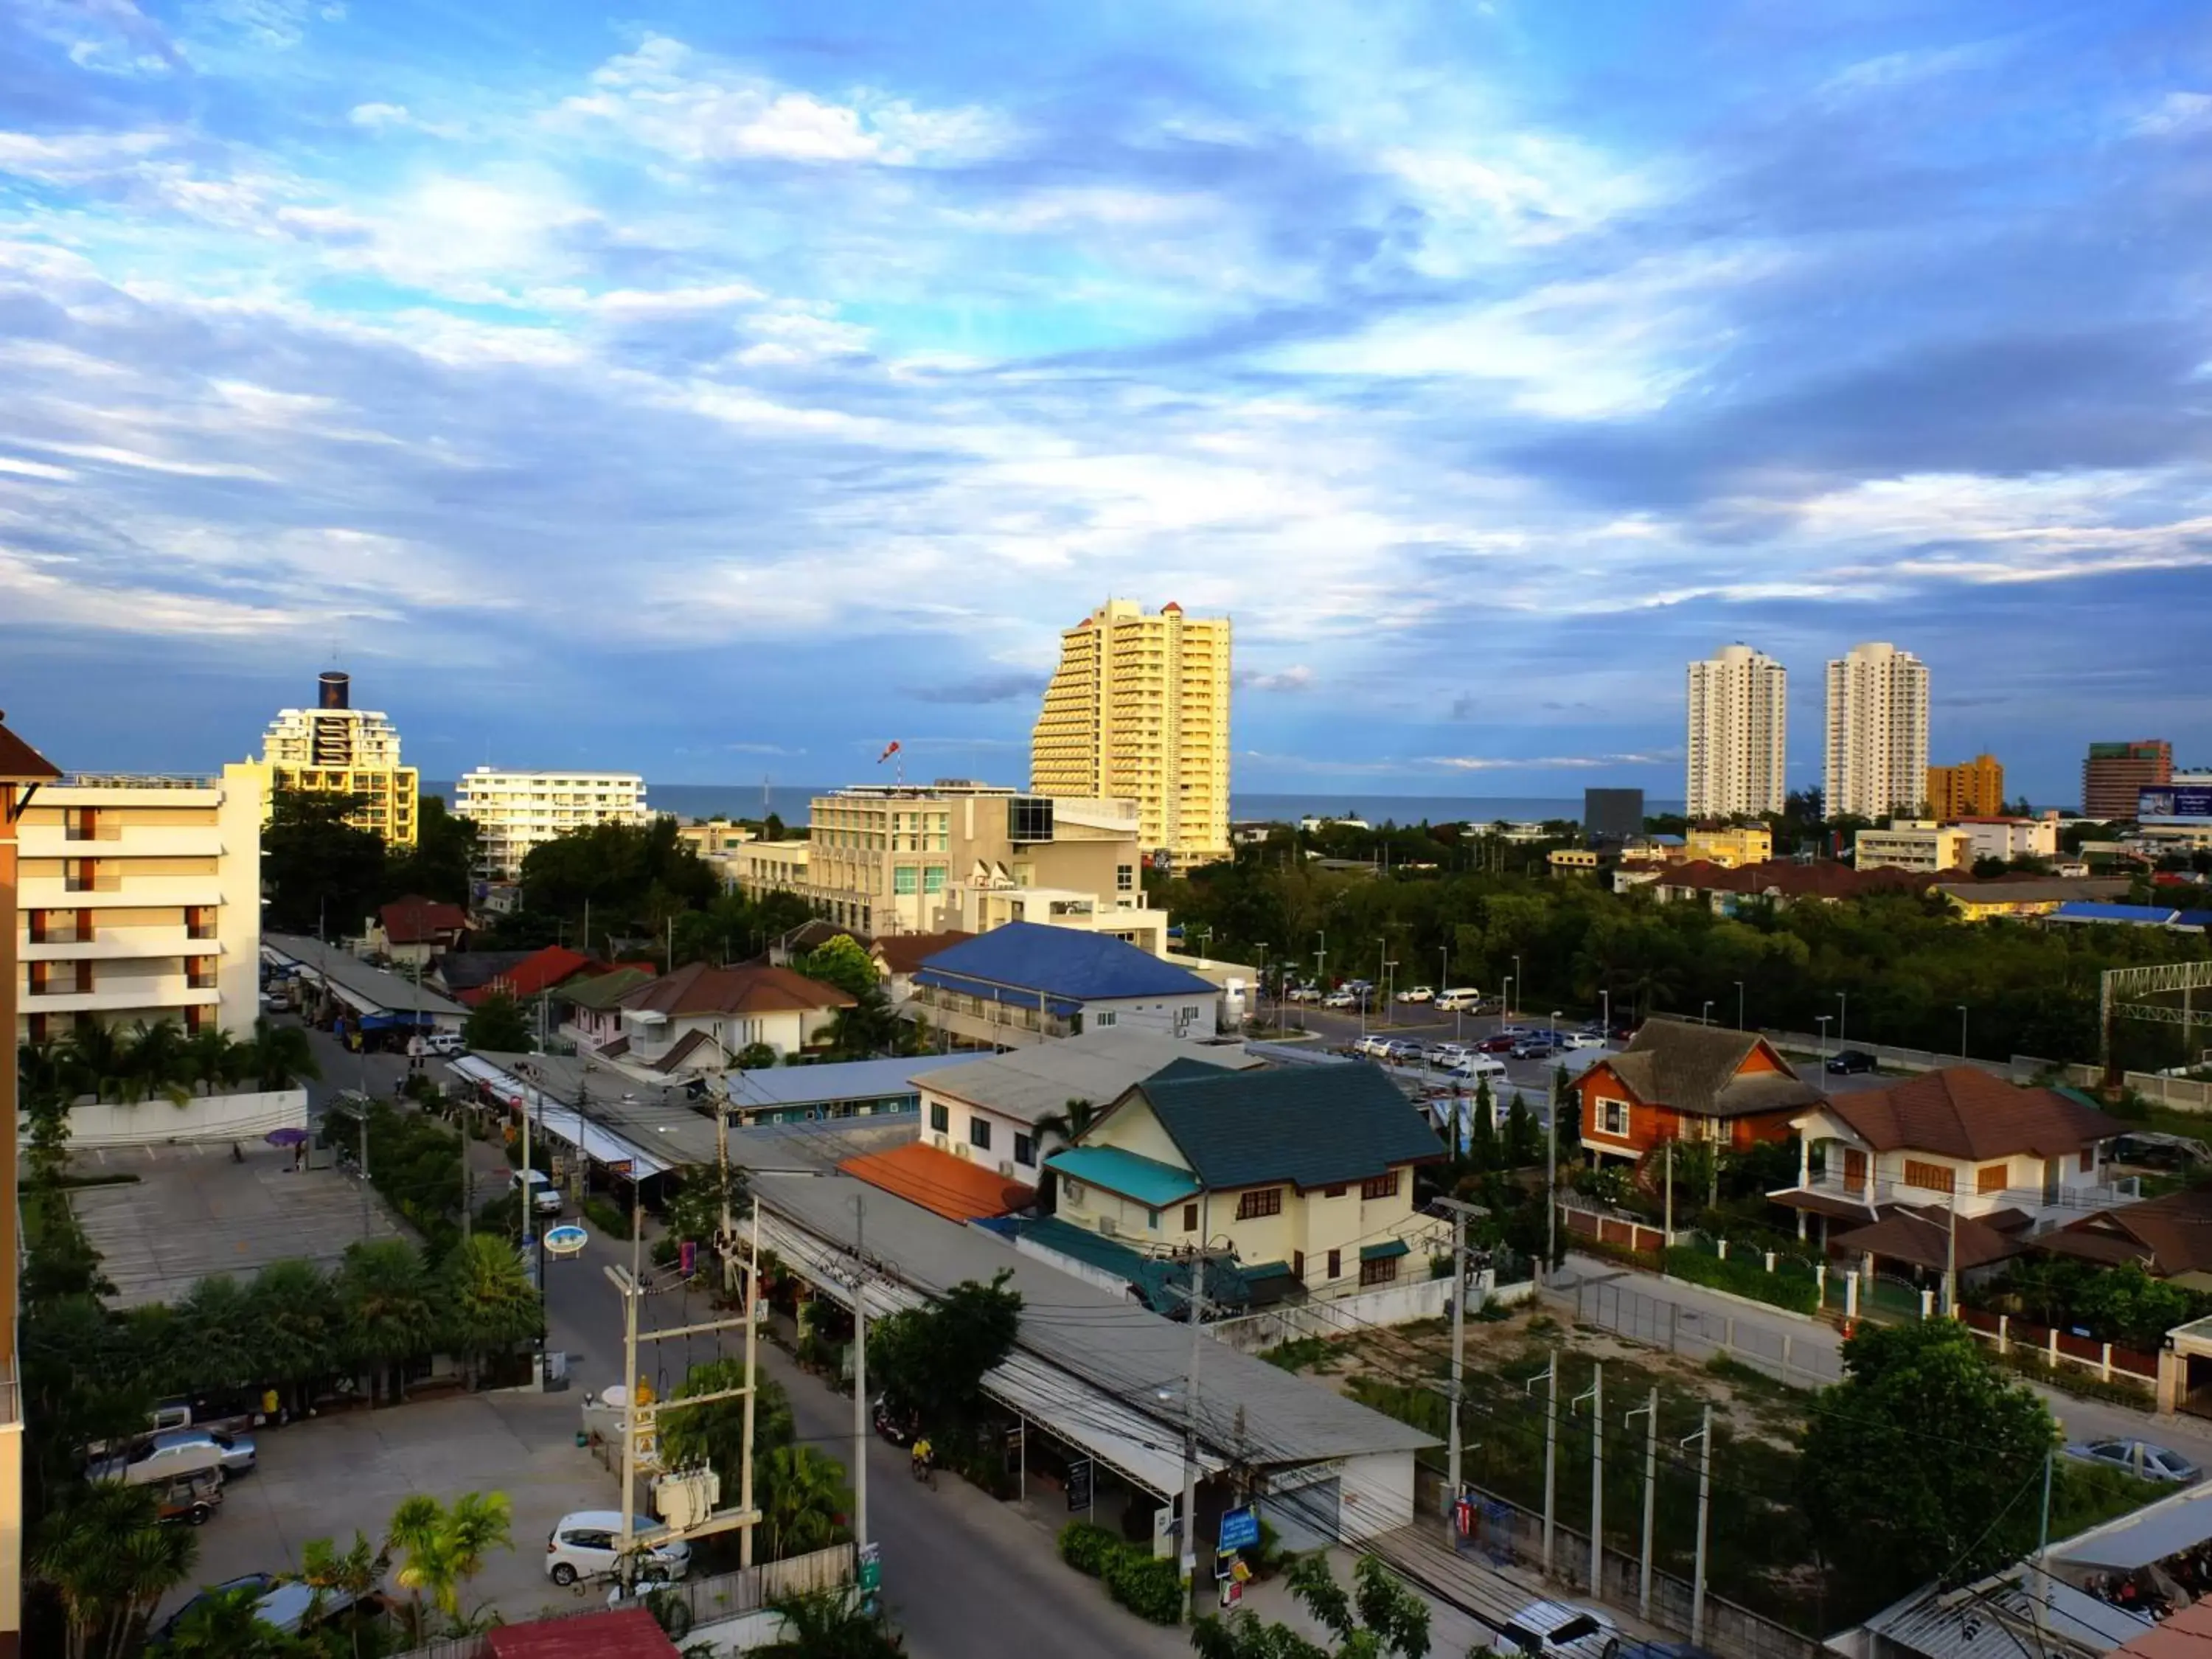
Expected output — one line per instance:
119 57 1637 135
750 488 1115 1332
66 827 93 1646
1686 641 1930 821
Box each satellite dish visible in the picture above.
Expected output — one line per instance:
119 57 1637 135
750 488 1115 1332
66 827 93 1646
545 1224 589 1257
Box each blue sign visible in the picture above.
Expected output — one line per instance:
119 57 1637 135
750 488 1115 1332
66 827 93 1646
2140 785 2212 822
1218 1506 1260 1551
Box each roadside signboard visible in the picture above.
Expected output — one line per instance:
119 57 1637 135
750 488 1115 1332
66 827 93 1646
1066 1458 1094 1513
857 1543 882 1593
1218 1506 1260 1551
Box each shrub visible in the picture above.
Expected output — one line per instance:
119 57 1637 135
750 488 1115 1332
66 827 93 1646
1102 1548 1184 1624
1663 1245 1819 1315
1058 1521 1121 1577
584 1197 633 1240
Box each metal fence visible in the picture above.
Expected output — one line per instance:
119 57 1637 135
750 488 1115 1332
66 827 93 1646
384 1544 855 1659
2014 1054 2212 1110
1558 1275 1843 1390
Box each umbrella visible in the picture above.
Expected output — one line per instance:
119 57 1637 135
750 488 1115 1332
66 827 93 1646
264 1127 310 1147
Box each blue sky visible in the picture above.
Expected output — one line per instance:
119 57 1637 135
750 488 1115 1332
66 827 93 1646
2 1 2210 804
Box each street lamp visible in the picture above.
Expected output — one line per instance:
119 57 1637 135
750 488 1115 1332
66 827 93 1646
1600 987 1611 1037
1817 1014 1833 1060
1255 943 1270 1031
1837 991 1848 1046
1701 1000 1714 1027
1502 975 1514 1024
1957 1004 1969 1061
1513 954 1523 1011
1733 981 1745 1032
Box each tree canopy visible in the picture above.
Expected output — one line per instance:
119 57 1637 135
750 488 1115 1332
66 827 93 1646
262 790 387 935
869 1271 1023 1433
796 934 877 998
1191 1554 1431 1659
463 990 534 1054
1799 1321 2055 1604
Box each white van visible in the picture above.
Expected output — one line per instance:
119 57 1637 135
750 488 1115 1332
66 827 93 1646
1449 1055 1510 1083
1436 988 1486 1012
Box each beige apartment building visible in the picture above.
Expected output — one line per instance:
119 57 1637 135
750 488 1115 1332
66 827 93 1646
1852 820 1969 874
1031 599 1231 869
12 763 264 1045
247 672 418 847
454 767 651 879
1826 643 1930 821
1686 644 1789 818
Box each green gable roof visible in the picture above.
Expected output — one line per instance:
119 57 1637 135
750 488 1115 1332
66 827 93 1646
562 967 657 1010
1131 1062 1446 1192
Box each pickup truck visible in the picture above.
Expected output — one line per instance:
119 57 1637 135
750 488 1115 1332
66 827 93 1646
88 1396 269 1461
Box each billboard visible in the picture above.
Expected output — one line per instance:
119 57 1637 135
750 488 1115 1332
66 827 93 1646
2139 786 2212 822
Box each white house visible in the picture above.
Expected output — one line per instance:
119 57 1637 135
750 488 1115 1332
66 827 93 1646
604 961 853 1074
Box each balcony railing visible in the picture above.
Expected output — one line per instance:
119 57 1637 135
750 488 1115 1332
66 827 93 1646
1787 1169 2141 1215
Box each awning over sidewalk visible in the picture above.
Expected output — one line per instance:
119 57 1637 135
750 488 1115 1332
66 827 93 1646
448 1056 673 1180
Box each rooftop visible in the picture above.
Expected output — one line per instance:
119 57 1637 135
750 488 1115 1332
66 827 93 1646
917 1026 1262 1128
872 930 977 976
914 920 1216 1012
838 1141 1032 1222
720 1052 975 1110
1046 1145 1200 1208
378 894 469 945
263 934 470 1018
1594 1023 1824 1121
1817 1068 2124 1161
621 960 855 1019
1111 1060 1448 1191
558 966 657 1010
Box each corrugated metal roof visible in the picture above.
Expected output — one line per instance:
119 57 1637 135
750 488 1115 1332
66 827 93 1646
757 1172 1438 1469
914 921 1217 1007
263 934 470 1018
722 1053 973 1110
916 1027 1260 1128
1132 1062 1447 1190
1045 1145 1200 1207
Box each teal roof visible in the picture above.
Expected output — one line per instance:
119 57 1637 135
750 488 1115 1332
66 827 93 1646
1130 1062 1446 1192
1013 1217 1253 1315
1242 1259 1295 1281
1043 1145 1200 1208
1360 1239 1411 1262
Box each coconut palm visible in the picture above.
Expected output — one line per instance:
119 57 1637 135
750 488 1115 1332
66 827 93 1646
1029 1096 1098 1213
248 1016 321 1091
184 1026 248 1095
757 1590 904 1658
121 1018 195 1105
386 1492 513 1636
757 1444 852 1562
58 1020 129 1105
161 1585 295 1658
169 1273 260 1394
334 1239 438 1406
31 1481 198 1659
437 1233 543 1388
248 1259 338 1416
293 1530 390 1659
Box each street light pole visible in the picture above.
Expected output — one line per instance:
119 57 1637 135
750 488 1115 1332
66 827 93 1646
1816 1015 1832 1060
1700 1000 1714 1027
1546 1010 1562 1281
1958 1004 1969 1061
1837 991 1848 1046
1734 981 1745 1032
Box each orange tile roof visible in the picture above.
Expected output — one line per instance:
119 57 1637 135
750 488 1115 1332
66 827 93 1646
838 1141 1033 1222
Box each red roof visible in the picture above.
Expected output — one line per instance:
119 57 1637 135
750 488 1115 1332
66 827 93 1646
1658 859 1926 901
379 894 469 945
872 931 975 975
458 945 601 1006
0 714 60 783
619 961 855 1018
484 1607 680 1659
840 1142 1033 1222
1821 1067 2124 1161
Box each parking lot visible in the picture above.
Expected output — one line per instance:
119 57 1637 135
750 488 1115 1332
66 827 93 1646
69 1140 414 1308
153 1388 622 1629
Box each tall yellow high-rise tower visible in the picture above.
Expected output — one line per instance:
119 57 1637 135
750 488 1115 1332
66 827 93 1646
1031 600 1231 869
245 672 420 847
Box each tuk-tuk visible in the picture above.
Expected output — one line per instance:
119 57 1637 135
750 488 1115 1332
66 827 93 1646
155 1470 224 1527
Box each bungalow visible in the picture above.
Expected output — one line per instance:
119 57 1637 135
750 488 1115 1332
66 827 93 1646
907 920 1220 1049
606 961 854 1074
1044 1061 1448 1301
869 930 975 1004
438 944 602 1008
557 965 657 1054
2039 1188 2212 1290
1575 1021 1826 1166
366 894 469 967
1769 1068 2131 1301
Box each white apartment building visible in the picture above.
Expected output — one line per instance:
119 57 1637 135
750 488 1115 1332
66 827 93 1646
1825 642 1930 821
248 671 419 847
1852 820 1970 874
1686 644 1789 818
13 764 263 1044
454 768 651 879
1954 815 2060 863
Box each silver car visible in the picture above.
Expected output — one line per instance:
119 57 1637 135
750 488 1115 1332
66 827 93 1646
89 1428 252 1486
2064 1439 2202 1484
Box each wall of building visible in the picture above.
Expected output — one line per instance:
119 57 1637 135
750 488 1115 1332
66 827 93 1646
65 1087 307 1149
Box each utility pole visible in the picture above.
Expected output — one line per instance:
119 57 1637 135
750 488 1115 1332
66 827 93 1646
1688 1405 1714 1646
1544 1075 1559 1285
1436 1198 1487 1545
853 1192 869 1554
1527 1356 1558 1571
1573 1363 1603 1597
1178 1194 1230 1611
1627 1388 1658 1621
1944 1184 1959 1318
740 1195 761 1568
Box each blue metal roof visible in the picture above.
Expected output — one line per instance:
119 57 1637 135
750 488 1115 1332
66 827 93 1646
2052 902 2182 924
724 1053 973 1110
914 921 1217 1009
1043 1145 1201 1207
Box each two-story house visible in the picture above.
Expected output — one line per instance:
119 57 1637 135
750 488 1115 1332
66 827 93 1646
605 961 854 1074
556 965 657 1053
1769 1068 2130 1296
1576 1022 1826 1166
1044 1061 1448 1301
366 895 468 967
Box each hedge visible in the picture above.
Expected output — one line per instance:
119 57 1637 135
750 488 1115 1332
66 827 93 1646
1056 1521 1182 1623
1663 1245 1820 1315
1058 1522 1120 1576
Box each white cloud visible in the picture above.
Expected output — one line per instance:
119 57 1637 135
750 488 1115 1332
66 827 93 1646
347 102 465 139
0 128 167 181
2133 91 2212 138
23 441 276 481
0 456 76 481
557 35 1010 167
0 546 313 635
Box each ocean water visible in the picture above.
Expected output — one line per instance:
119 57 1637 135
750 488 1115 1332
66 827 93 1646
426 782 1681 828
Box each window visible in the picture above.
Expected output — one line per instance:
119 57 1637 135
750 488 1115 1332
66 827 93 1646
1324 1185 1346 1199
1116 864 1135 893
63 807 96 841
1236 1187 1282 1220
63 858 94 893
923 866 946 895
1326 1248 1341 1280
1183 1203 1199 1231
1360 1255 1400 1287
186 905 216 941
929 1101 949 1133
1063 1180 1085 1204
1095 1010 1118 1028
1015 1133 1035 1167
1977 1164 2008 1195
1903 1160 1955 1194
2080 1148 2095 1173
970 1116 992 1150
187 959 217 990
1147 1210 1161 1231
1293 1250 1305 1281
1599 1099 1630 1137
894 866 918 896
1360 1171 1402 1202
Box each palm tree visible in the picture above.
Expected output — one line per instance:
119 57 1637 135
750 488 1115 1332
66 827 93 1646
58 1020 129 1105
249 1259 338 1417
159 1585 291 1658
294 1531 390 1659
757 1590 904 1658
31 1481 198 1659
386 1492 514 1637
1029 1097 1097 1214
438 1234 543 1388
334 1239 437 1406
248 1016 321 1091
170 1273 260 1394
184 1026 247 1095
122 1018 195 1106
757 1445 852 1562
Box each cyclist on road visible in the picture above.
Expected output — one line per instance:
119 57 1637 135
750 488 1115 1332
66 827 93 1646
911 1436 934 1480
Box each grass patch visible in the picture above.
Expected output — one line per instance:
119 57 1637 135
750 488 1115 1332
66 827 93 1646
1259 1336 1339 1374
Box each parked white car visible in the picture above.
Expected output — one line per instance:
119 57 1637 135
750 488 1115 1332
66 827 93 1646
1557 1032 1608 1051
88 1430 242 1487
1352 1036 1396 1059
424 1030 465 1057
1397 985 1435 1004
1436 989 1485 1012
1450 1056 1510 1083
544 1511 692 1587
513 1168 564 1217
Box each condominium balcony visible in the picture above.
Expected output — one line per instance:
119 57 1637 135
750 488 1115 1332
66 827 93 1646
15 877 229 909
21 931 223 962
21 985 221 1015
19 824 226 858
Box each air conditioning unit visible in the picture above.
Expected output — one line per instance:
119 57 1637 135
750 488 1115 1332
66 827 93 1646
1099 1217 1119 1238
997 1161 1017 1180
931 1133 950 1152
956 1143 973 1161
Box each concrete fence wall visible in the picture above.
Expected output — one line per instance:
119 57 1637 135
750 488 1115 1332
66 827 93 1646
2013 1054 2212 1111
58 1087 308 1148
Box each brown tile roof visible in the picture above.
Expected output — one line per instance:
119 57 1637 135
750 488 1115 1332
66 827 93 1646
872 931 976 975
1832 1203 2027 1272
2044 1188 2212 1278
838 1142 1032 1222
1596 1023 1825 1120
1821 1068 2124 1161
1658 859 1927 901
379 894 469 945
619 960 856 1018
0 714 61 783
650 1029 714 1072
1932 877 2133 907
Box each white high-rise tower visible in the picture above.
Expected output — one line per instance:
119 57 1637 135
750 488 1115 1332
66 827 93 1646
1685 645 1789 818
1824 642 1930 820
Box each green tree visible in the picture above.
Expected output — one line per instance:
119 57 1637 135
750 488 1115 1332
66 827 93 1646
758 1588 902 1658
438 1234 543 1386
796 935 878 999
386 1491 514 1637
823 984 902 1059
464 990 534 1054
659 1360 796 1492
1032 1098 1099 1213
868 1271 1022 1435
162 1585 309 1658
1799 1321 2055 1606
183 1026 248 1095
32 1481 198 1659
737 1040 778 1071
293 1530 389 1659
1467 1077 1498 1173
248 1259 338 1417
335 1239 439 1406
757 1445 853 1562
384 794 481 905
1190 1554 1431 1659
262 789 387 936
